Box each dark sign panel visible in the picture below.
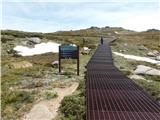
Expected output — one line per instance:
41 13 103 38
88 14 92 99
59 44 79 75
60 45 78 59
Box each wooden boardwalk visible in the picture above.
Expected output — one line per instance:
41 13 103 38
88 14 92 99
86 39 160 120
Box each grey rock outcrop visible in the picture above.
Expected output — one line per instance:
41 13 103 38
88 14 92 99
129 74 145 80
134 65 160 76
147 50 159 57
27 37 41 44
156 56 160 61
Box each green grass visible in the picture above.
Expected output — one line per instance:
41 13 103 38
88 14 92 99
44 91 58 100
2 90 37 120
111 32 160 56
133 79 160 101
111 31 160 102
1 45 92 120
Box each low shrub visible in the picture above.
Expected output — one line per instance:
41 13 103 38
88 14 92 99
60 95 85 120
45 91 58 100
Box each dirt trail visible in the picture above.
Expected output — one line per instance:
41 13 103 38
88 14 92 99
23 82 79 120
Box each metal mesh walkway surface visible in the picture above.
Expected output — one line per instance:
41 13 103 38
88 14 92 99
86 43 160 120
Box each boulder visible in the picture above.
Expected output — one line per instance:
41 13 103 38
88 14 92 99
119 49 126 53
8 61 33 69
21 41 28 46
134 65 160 76
27 37 41 44
129 75 145 80
156 55 160 61
81 47 91 55
139 45 148 50
147 50 159 57
83 47 89 51
51 61 59 68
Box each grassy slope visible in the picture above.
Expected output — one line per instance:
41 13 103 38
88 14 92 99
111 32 160 56
1 29 95 120
111 31 160 101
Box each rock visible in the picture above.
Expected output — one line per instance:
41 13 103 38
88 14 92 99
147 50 159 57
124 43 128 46
114 31 119 34
139 45 148 50
51 61 59 68
27 37 41 44
83 47 89 50
153 50 159 54
8 61 33 69
129 74 145 80
147 52 155 57
134 65 160 76
21 41 28 46
146 69 160 76
119 49 126 53
81 47 91 55
156 56 160 61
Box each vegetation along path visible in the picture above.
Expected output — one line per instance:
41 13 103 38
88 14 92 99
23 82 79 120
86 37 160 120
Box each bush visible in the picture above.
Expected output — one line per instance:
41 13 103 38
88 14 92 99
2 91 35 105
1 35 14 43
2 30 43 38
45 91 58 100
60 95 85 120
58 80 86 119
2 91 35 119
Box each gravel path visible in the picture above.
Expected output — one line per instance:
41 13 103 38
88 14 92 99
23 82 79 120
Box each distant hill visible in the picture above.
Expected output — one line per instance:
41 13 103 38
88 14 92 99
46 26 135 37
146 29 160 32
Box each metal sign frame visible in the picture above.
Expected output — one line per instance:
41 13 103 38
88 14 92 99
59 45 79 75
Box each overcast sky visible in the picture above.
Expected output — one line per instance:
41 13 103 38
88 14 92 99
2 0 160 32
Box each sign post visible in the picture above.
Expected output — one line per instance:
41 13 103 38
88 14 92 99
77 46 79 75
59 46 61 73
59 45 79 75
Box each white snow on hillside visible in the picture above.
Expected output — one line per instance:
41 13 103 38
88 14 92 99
14 42 60 56
113 52 160 65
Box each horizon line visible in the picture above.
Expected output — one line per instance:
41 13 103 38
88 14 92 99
1 26 160 33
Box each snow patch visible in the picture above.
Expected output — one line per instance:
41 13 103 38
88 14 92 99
13 42 60 56
113 52 160 65
70 44 76 47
